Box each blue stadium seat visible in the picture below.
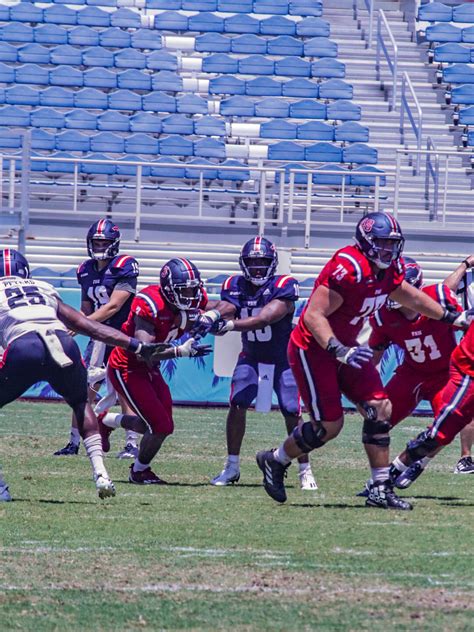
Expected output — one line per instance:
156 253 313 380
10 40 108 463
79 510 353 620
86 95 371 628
231 34 267 54
65 109 98 130
305 142 342 162
463 26 474 43
290 99 326 119
260 16 296 36
111 8 141 28
77 7 111 27
6 86 40 106
311 58 345 78
254 0 289 15
177 94 208 114
185 158 218 180
209 76 246 95
183 0 217 9
130 112 162 133
17 43 50 65
115 156 152 177
418 2 452 22
150 157 186 178
335 121 369 143
453 4 474 23
50 65 84 87
10 4 44 23
217 159 250 180
147 0 181 8
151 70 183 92
109 89 142 110
56 130 90 152
275 57 311 77
255 98 289 118
268 141 305 161
154 11 189 31
239 55 275 75
40 86 75 107
426 24 462 44
319 79 353 100
224 15 260 35
459 105 474 125
131 30 162 50
189 12 224 33
0 106 30 127
118 69 151 90
260 119 297 139
159 135 193 156
97 111 130 131
296 17 330 38
162 113 194 135
46 152 76 174
343 143 377 164
267 36 303 56
451 84 474 105
194 138 226 158
44 5 78 26
0 130 22 149
35 24 68 45
349 165 386 187
115 49 147 69
1 23 34 43
16 64 49 86
32 129 56 151
246 77 282 97
51 44 83 66
99 27 131 48
275 162 309 184
147 51 178 71
218 0 253 12
82 46 114 67
196 33 231 53
75 87 108 109
90 132 125 153
297 121 334 141
194 116 226 136
289 0 322 17
282 78 318 98
125 134 160 155
68 26 99 46
0 43 18 63
30 154 49 173
312 164 347 185
443 64 474 85
28 108 65 129
84 67 117 88
304 37 338 58
433 43 472 64
220 96 255 116
0 63 15 83
203 54 239 74
143 91 176 112
0 4 10 21
327 100 361 121
81 153 116 175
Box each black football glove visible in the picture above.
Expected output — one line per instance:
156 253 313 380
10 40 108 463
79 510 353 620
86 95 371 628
327 337 373 369
190 309 222 338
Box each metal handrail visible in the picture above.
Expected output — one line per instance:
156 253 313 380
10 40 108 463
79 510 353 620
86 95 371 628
365 0 375 49
400 72 423 174
376 9 398 111
424 136 439 221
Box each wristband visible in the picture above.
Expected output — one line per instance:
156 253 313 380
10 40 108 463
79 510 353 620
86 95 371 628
326 336 346 358
128 337 143 354
462 258 472 269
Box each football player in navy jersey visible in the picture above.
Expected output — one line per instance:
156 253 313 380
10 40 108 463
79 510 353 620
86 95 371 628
54 219 141 458
210 237 317 490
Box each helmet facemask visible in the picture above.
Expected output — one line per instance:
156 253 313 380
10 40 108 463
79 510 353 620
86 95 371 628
88 237 118 261
240 255 277 286
170 279 203 311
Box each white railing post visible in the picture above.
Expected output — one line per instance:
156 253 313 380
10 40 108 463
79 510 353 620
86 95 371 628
400 73 423 174
18 130 31 253
8 159 15 209
134 164 142 242
441 155 449 226
258 170 266 235
73 163 79 213
366 0 375 49
376 10 399 111
305 172 312 248
393 150 402 218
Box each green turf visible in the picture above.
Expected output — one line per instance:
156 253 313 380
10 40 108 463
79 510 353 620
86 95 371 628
0 401 472 631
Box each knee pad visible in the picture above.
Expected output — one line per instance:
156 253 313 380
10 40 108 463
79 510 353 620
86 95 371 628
362 417 391 447
230 362 258 409
406 429 440 461
277 368 300 417
292 421 326 453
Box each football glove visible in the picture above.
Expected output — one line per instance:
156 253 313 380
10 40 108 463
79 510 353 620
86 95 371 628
130 340 174 364
175 338 213 358
210 319 235 335
190 309 221 338
327 337 373 369
441 308 474 329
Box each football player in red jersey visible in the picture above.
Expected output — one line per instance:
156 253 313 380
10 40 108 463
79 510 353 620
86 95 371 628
98 258 231 484
256 212 473 509
360 255 474 492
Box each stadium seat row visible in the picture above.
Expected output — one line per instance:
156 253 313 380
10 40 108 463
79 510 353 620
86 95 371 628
209 74 347 97
425 23 474 44
431 42 474 63
418 2 474 24
0 6 142 28
442 64 474 85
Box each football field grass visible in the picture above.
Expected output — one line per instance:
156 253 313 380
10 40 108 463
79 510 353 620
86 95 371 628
0 401 472 631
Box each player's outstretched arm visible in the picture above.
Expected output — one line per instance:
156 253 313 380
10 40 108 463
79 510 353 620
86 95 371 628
443 256 474 292
221 298 292 334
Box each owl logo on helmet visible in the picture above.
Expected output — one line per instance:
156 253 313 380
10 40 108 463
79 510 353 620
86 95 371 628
87 219 121 261
0 248 30 279
387 256 423 310
239 236 278 286
355 211 405 270
160 258 203 311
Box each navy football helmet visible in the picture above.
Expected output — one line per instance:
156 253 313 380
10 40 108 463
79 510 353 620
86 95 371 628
387 256 423 310
0 248 30 278
87 219 120 261
239 236 278 286
355 212 404 269
160 258 203 310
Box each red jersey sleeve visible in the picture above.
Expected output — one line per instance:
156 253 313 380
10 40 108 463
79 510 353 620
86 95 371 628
423 283 462 313
368 310 391 350
131 291 160 324
322 252 362 294
391 258 405 291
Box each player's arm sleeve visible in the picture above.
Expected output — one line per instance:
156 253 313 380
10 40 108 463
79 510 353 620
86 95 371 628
219 277 241 311
114 257 139 292
130 293 158 324
436 283 462 313
273 276 299 302
322 255 360 293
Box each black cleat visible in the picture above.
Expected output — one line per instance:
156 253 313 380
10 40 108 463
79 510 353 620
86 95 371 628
256 450 290 503
453 456 474 474
356 479 371 498
394 462 425 489
53 441 79 456
388 463 403 485
365 480 413 511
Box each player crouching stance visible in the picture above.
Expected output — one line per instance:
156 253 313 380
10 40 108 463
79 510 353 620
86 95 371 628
0 249 170 501
255 212 472 510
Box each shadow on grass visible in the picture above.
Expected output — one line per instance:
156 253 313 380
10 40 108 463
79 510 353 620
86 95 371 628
12 498 97 505
408 495 462 501
290 502 366 509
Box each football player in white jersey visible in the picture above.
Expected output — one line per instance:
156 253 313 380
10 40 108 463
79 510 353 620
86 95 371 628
0 248 200 501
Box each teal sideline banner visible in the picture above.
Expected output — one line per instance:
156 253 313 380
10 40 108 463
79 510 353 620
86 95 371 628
24 290 431 414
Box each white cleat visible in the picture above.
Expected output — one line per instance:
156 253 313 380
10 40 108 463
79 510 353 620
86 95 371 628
210 463 241 486
299 469 318 491
0 480 12 502
116 443 139 460
95 474 116 499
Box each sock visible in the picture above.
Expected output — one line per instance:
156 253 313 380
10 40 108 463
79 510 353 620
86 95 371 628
102 413 123 429
392 456 409 473
371 466 390 483
83 434 107 479
298 462 311 473
70 427 81 446
420 456 432 469
125 430 139 445
133 458 150 473
274 444 291 466
227 455 240 466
